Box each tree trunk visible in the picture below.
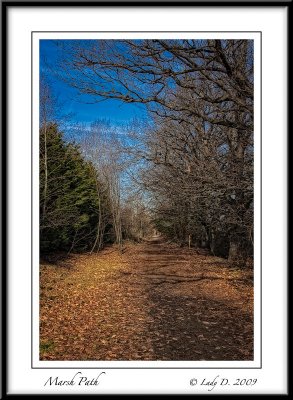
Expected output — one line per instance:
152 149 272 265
42 125 48 220
228 237 246 264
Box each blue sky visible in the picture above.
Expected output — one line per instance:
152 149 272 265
40 40 148 126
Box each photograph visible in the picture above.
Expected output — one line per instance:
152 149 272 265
4 3 288 395
39 38 254 362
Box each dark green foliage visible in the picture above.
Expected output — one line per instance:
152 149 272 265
40 123 109 254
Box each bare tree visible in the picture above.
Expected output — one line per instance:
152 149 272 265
76 121 125 251
40 78 56 223
55 39 254 261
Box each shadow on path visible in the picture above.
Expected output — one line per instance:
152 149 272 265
128 236 254 361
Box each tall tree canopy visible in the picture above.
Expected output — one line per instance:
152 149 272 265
54 39 253 261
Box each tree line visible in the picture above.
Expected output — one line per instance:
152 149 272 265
42 39 254 263
39 82 152 255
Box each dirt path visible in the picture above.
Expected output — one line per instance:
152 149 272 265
40 237 253 361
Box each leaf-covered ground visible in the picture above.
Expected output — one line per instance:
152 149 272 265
40 238 253 360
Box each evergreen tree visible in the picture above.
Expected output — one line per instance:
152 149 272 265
40 123 108 254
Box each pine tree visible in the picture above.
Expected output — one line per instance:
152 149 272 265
40 123 108 254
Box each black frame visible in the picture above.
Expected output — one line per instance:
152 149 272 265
1 1 290 397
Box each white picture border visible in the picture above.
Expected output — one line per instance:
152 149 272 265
7 5 287 395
